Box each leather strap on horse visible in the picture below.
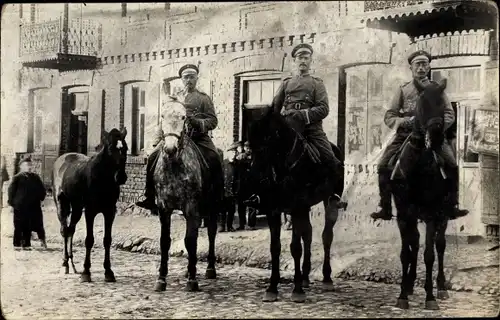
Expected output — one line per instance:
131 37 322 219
184 137 210 171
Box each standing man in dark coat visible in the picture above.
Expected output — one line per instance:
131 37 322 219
235 141 257 230
8 157 47 249
1 155 9 208
271 43 342 199
218 145 238 232
370 50 469 221
135 64 224 216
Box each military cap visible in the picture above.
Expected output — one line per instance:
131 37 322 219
178 64 199 78
291 43 314 58
227 140 243 151
407 50 432 65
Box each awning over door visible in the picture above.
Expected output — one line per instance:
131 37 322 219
362 1 498 38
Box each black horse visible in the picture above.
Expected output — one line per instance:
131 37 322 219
391 78 457 310
245 106 345 303
52 128 128 282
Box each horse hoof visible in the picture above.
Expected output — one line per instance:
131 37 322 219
104 272 116 282
262 291 278 302
437 290 449 300
186 280 199 292
205 268 217 279
302 279 310 289
291 291 306 303
322 280 336 291
154 280 167 292
64 267 70 275
425 300 439 310
395 299 409 309
80 273 91 283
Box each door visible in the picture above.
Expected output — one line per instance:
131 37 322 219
67 92 89 155
241 78 281 142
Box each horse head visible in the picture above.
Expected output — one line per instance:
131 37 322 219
98 127 128 185
160 98 188 160
415 77 447 150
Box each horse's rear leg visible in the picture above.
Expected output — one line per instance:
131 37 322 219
81 209 95 282
56 195 71 274
321 196 339 291
301 210 312 289
263 210 281 302
184 214 200 292
436 219 449 300
155 210 172 292
205 212 218 279
424 220 439 310
407 220 420 296
103 209 117 282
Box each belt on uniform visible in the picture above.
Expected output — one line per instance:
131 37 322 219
283 101 312 111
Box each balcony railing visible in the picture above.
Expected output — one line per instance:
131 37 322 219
364 0 438 12
20 18 102 62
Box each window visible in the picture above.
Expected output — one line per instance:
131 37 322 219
130 86 146 155
30 4 36 24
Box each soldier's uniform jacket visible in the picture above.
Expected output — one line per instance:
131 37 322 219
152 88 218 154
222 158 236 198
272 73 329 133
384 79 455 134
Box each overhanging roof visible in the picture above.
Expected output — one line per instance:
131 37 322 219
362 1 498 37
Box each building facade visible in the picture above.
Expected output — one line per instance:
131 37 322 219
1 1 498 238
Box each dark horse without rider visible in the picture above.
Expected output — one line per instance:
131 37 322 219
391 78 460 310
245 106 345 303
52 128 128 282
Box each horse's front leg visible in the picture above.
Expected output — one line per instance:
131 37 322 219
321 196 339 291
103 207 117 282
290 208 308 303
263 210 281 302
205 209 218 280
184 206 200 292
424 220 439 310
68 204 83 275
395 216 413 309
81 208 95 282
436 218 450 300
57 195 71 274
155 208 172 292
407 219 420 296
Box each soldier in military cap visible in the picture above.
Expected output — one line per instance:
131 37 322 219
271 43 342 198
135 64 224 214
370 50 469 221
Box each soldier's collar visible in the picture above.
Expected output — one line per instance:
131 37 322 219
297 71 310 78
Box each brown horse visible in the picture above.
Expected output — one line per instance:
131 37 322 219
153 100 218 292
52 128 128 282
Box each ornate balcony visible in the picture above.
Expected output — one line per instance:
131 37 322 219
362 0 498 38
20 18 102 71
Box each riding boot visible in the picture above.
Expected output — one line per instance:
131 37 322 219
446 167 469 220
135 150 159 211
370 170 393 220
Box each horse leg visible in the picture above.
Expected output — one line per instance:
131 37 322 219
68 204 83 274
424 220 439 310
436 219 449 300
290 209 307 303
205 212 218 279
395 217 412 309
407 219 420 296
184 214 200 292
103 208 117 282
155 209 172 292
263 210 281 302
321 196 339 291
301 209 312 289
81 210 95 283
57 195 71 274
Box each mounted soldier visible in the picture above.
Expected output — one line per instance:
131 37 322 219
271 43 342 197
370 50 469 221
135 64 224 214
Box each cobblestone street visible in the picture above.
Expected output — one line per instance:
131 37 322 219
1 231 498 319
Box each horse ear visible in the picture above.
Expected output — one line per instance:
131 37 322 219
121 127 128 138
437 77 447 91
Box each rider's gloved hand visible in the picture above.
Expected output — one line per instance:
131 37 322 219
281 109 306 123
400 116 415 130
